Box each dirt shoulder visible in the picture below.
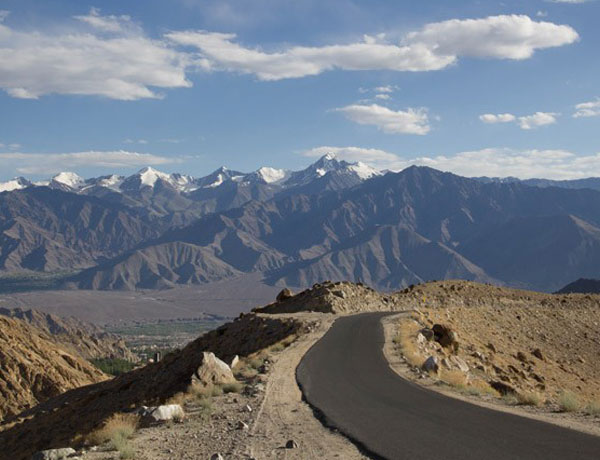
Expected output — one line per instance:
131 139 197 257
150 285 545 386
79 312 367 460
382 312 600 438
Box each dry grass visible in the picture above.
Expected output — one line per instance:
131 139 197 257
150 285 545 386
558 390 581 412
88 413 139 446
396 320 425 368
462 379 500 398
222 382 244 394
440 369 468 388
517 391 545 407
584 399 600 415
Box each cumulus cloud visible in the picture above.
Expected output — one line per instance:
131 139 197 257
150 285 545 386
167 14 578 80
518 112 559 129
0 9 191 100
303 146 600 179
479 113 516 123
335 104 430 135
573 98 600 118
0 150 178 174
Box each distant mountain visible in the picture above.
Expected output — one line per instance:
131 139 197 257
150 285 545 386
556 278 600 294
67 166 600 292
475 176 600 192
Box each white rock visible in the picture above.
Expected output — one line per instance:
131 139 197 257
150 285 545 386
211 454 224 460
450 356 470 373
32 448 76 460
196 352 237 386
416 333 426 346
230 355 240 369
149 404 185 422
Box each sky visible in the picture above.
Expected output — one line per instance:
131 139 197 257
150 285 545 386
0 0 599 181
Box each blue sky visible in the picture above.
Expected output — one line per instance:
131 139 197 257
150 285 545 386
0 0 599 181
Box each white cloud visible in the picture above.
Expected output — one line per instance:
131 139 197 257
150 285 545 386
335 104 430 135
0 10 191 100
0 150 178 174
375 94 391 100
302 146 600 180
479 113 516 123
518 112 559 129
374 85 395 93
73 7 137 34
573 98 600 118
536 11 549 17
167 14 578 80
124 138 149 145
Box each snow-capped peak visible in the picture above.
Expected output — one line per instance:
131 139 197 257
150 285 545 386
255 167 289 184
137 167 171 188
52 172 85 189
0 177 30 192
348 161 381 180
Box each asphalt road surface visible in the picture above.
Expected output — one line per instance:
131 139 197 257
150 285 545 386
297 312 600 460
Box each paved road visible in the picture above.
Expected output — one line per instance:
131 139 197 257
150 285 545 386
297 312 600 460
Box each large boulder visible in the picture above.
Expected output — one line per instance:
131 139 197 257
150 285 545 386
32 448 76 460
422 356 439 374
276 288 294 302
195 352 237 386
432 324 458 350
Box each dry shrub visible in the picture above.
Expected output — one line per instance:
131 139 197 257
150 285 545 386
558 390 581 412
440 369 468 388
517 391 545 407
584 399 600 415
222 382 244 394
397 320 425 367
88 413 139 446
188 383 222 399
464 379 500 397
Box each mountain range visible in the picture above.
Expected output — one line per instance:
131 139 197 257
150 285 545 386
1 154 600 293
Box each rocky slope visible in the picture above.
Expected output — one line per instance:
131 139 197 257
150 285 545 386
0 313 302 460
0 316 108 421
0 307 134 360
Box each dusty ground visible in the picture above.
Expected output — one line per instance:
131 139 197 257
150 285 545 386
383 310 600 437
80 313 366 460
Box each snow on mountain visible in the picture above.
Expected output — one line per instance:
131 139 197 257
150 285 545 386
255 167 289 184
51 172 85 190
138 167 171 188
0 177 31 192
348 161 380 180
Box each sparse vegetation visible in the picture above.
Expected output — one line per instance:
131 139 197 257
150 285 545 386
396 320 425 368
440 369 468 388
88 413 139 446
222 382 244 394
91 357 137 376
558 390 581 412
584 399 600 415
517 391 545 407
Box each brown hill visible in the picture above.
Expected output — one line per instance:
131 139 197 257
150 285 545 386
0 307 134 360
0 316 108 422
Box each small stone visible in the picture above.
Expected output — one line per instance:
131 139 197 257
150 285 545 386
516 352 528 363
210 455 224 460
244 404 253 413
531 348 544 360
237 421 249 430
422 356 439 374
285 440 299 449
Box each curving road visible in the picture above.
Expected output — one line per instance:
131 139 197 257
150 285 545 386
297 312 600 460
